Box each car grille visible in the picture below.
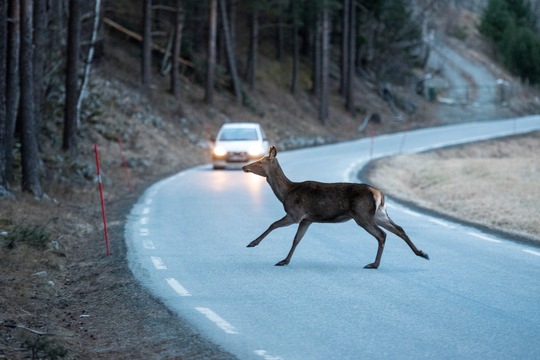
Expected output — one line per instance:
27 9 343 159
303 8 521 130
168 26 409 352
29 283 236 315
227 152 249 162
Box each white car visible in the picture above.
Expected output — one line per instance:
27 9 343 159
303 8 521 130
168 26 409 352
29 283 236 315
212 123 269 169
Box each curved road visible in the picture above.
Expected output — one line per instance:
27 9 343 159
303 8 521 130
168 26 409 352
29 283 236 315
126 117 540 360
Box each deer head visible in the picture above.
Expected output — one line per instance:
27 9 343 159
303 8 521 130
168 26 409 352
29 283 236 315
242 146 277 178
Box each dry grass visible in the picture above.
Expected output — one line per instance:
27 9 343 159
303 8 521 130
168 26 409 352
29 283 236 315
367 131 540 242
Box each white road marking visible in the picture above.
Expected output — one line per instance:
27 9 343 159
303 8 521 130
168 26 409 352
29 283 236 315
195 307 238 334
150 256 167 269
143 239 155 249
402 208 422 217
140 217 148 225
140 228 149 236
145 198 153 205
254 350 284 360
467 232 501 243
428 218 455 229
523 249 540 257
142 207 151 215
165 278 192 296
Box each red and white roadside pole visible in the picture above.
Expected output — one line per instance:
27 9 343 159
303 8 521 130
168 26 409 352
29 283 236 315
94 144 111 256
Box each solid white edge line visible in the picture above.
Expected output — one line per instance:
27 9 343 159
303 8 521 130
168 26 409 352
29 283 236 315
467 232 501 243
195 307 239 334
165 278 192 297
523 249 540 257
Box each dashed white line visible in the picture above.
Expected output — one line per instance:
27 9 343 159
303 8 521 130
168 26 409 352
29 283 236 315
467 232 501 243
428 218 455 229
195 307 238 334
145 198 153 205
523 249 540 257
140 217 148 225
143 239 155 249
140 228 149 236
150 256 167 269
142 207 151 215
166 278 192 297
254 350 284 360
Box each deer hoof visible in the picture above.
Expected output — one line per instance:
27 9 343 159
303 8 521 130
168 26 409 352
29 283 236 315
363 263 379 269
419 251 430 260
275 260 289 266
247 241 258 247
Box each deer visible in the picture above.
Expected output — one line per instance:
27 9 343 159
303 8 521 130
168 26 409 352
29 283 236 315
242 146 429 269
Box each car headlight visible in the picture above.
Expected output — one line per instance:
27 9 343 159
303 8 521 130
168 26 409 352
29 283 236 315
248 145 264 157
213 146 227 157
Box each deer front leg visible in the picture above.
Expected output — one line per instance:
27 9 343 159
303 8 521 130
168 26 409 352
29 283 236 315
275 219 312 266
247 215 296 247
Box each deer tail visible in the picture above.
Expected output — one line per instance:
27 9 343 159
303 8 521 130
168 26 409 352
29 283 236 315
368 186 386 213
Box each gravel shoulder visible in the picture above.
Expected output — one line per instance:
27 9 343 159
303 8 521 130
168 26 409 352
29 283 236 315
366 131 540 243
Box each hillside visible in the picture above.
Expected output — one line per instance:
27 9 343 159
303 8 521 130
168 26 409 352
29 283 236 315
1 3 540 359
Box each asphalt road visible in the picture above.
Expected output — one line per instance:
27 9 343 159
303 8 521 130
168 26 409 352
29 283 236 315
126 117 540 360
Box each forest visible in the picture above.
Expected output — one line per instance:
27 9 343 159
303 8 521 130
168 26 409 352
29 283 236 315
1 0 539 199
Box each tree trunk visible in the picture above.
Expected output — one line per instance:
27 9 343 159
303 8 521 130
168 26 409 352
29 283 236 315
171 1 185 95
275 3 284 61
340 0 350 97
205 0 217 104
20 0 42 196
290 1 300 95
312 13 321 98
245 7 258 89
345 0 356 115
77 0 101 122
32 0 46 138
142 0 152 86
219 0 242 103
0 0 7 189
5 0 20 185
319 4 330 124
62 0 81 152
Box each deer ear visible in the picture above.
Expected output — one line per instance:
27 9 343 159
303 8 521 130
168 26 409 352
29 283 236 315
269 146 277 158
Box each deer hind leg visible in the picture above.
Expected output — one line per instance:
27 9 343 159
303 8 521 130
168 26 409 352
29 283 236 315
353 216 387 269
275 219 312 266
375 208 429 261
247 214 296 248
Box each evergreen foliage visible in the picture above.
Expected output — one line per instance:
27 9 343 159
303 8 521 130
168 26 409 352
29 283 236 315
480 0 540 84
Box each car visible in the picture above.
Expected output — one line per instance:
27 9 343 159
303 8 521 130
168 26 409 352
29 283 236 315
211 123 269 169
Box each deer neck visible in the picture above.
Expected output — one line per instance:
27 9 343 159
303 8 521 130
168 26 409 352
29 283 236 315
267 160 293 203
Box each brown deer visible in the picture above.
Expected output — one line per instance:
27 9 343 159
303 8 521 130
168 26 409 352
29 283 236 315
242 146 429 269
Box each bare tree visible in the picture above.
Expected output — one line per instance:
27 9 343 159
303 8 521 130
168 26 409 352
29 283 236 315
62 0 81 152
319 2 330 124
219 0 242 103
5 0 20 185
340 0 350 97
20 0 41 196
171 0 185 95
205 0 217 104
142 0 152 86
290 0 300 95
77 0 102 122
345 0 356 114
245 5 258 89
32 0 47 137
0 0 7 190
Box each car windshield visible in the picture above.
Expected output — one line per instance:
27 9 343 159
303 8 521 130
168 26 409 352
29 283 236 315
219 128 258 141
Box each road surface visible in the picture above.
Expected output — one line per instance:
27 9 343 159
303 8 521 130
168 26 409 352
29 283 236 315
126 117 540 360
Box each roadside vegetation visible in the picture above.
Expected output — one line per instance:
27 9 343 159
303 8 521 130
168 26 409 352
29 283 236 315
480 0 540 85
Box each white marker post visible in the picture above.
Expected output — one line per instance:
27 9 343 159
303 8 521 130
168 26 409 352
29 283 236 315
94 144 111 255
